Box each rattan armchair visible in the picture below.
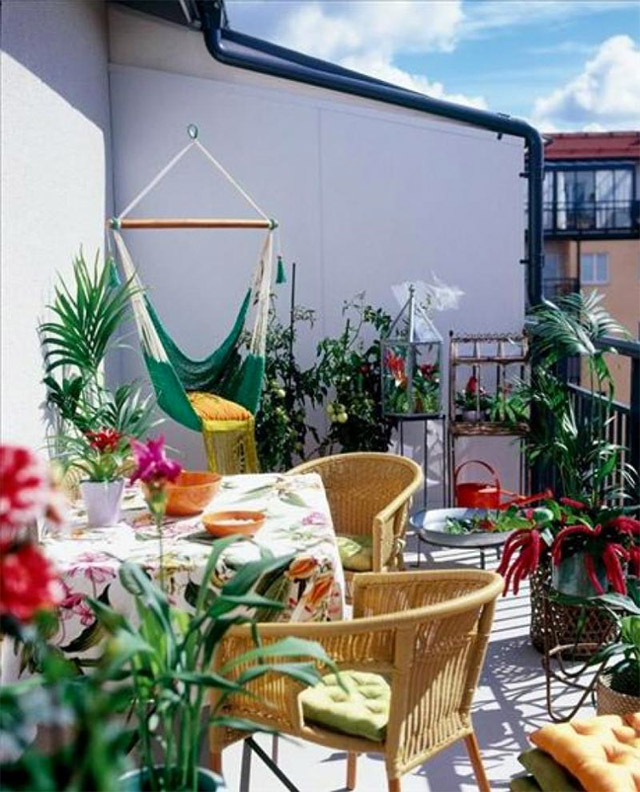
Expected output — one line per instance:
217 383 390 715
209 569 502 792
288 453 422 585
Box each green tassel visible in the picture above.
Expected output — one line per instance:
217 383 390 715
276 255 286 285
107 256 122 288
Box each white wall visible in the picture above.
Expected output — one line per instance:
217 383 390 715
0 0 111 450
106 9 526 496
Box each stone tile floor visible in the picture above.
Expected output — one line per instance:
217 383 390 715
220 536 596 792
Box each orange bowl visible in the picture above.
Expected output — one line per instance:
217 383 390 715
202 510 265 538
160 471 222 517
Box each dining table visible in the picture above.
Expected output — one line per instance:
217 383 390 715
2 472 345 681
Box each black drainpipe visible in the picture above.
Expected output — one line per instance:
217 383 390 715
199 0 544 306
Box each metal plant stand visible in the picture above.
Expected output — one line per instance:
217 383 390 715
397 413 448 567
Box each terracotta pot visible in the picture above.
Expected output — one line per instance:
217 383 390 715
597 673 640 716
80 479 125 527
161 471 222 517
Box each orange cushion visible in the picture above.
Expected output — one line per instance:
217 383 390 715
530 714 640 792
187 392 252 422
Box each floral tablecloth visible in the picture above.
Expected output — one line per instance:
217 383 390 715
3 473 344 680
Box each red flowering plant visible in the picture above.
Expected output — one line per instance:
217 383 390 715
455 374 492 416
59 426 128 483
0 445 66 638
497 497 640 597
382 350 440 414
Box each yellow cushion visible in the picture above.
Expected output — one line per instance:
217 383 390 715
530 714 640 792
337 534 373 572
299 670 390 742
187 392 252 422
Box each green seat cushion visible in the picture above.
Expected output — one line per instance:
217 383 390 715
518 749 582 792
337 534 373 572
299 670 390 742
510 777 542 792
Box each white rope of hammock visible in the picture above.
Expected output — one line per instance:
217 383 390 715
110 133 274 362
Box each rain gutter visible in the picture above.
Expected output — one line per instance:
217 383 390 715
198 0 544 305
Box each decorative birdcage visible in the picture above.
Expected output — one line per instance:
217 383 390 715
381 285 442 417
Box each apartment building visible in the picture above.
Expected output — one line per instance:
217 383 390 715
542 131 640 400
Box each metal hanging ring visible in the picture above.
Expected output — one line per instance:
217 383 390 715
187 124 199 140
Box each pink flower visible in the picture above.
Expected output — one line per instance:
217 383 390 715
68 551 116 583
130 436 181 487
302 512 326 527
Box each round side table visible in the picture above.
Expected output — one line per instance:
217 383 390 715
409 507 512 569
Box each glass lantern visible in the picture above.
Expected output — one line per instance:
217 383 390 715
381 285 443 417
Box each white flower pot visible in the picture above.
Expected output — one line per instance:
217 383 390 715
80 479 125 527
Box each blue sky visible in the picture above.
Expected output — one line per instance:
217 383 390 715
226 1 640 131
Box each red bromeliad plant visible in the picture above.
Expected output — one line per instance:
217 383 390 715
497 498 640 597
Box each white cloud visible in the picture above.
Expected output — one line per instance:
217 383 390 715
463 1 632 37
225 1 480 105
532 35 640 130
225 2 636 119
339 53 487 109
254 1 485 108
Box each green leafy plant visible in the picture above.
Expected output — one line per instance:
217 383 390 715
89 544 336 792
488 384 529 424
39 252 135 386
589 580 640 697
39 252 160 461
254 302 318 472
58 428 129 483
522 291 634 503
0 619 135 792
315 294 396 454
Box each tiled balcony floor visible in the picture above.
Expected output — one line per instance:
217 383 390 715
220 538 596 792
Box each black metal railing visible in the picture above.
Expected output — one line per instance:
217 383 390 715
534 337 640 502
542 277 580 300
544 199 639 235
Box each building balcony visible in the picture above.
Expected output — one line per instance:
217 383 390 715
544 199 639 239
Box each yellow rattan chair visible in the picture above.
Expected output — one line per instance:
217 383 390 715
209 569 502 792
288 453 422 589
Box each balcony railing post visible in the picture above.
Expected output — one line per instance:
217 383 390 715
630 356 640 480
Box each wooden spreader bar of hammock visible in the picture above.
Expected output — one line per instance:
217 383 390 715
109 218 276 230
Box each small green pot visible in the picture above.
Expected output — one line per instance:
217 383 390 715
551 552 607 597
118 766 223 791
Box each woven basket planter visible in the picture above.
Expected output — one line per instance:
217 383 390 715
597 674 640 716
529 558 617 657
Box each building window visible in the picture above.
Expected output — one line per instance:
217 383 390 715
544 252 562 279
544 164 636 233
580 253 609 285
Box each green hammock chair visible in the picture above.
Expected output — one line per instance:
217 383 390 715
110 128 278 473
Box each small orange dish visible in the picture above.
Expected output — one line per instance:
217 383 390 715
158 471 222 517
202 510 265 538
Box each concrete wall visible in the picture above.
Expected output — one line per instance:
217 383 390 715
1 0 111 449
107 8 527 493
